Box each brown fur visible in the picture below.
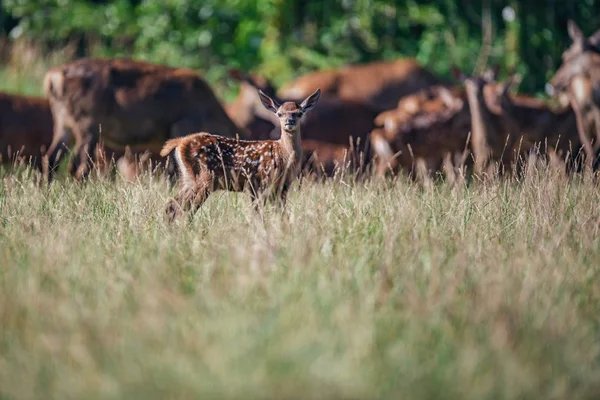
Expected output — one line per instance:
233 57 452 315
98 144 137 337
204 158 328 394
551 26 600 167
162 89 320 221
462 73 518 175
224 69 278 140
278 59 443 112
0 92 53 170
370 85 471 179
44 57 242 181
498 81 583 169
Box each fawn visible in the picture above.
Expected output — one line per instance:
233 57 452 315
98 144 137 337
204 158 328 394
160 88 321 220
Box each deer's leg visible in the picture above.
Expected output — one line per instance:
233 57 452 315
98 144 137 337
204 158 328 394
166 174 212 222
73 136 98 181
278 184 289 208
44 117 72 182
571 99 595 169
93 145 119 179
591 108 600 169
69 122 100 181
248 179 266 213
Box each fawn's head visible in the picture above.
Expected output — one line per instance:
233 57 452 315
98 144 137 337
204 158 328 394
258 88 321 133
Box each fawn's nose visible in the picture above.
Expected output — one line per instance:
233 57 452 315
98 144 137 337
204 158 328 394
285 118 296 126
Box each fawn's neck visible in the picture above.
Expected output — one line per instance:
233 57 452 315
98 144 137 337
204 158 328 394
278 127 303 166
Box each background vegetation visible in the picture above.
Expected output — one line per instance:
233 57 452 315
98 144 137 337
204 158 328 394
1 0 599 96
1 2 600 398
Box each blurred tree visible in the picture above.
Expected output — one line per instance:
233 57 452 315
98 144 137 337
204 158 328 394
0 0 598 94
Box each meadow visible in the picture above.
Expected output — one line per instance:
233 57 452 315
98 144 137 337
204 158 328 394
1 162 600 399
0 50 600 399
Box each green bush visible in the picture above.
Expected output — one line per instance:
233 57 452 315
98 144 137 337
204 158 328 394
2 0 599 94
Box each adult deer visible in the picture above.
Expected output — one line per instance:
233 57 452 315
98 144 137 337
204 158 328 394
0 92 53 171
278 59 443 112
225 69 277 140
454 66 522 176
370 85 471 180
161 89 321 221
43 58 241 181
550 20 600 168
497 75 582 171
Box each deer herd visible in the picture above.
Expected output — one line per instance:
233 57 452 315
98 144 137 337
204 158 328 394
0 20 598 219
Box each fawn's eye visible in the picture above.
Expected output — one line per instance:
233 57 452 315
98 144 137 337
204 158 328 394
298 112 304 117
276 112 282 117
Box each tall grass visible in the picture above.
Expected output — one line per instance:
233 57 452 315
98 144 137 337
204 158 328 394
1 164 599 399
0 46 599 399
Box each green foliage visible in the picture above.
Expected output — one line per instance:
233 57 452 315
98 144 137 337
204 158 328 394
1 0 599 93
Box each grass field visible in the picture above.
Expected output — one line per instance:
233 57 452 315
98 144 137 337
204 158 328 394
1 164 600 399
0 52 599 399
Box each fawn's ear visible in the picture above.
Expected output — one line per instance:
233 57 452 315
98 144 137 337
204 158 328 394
300 88 321 112
258 89 280 113
567 20 585 43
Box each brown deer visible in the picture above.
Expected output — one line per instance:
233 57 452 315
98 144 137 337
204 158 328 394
497 75 583 170
43 58 242 181
455 67 522 176
160 89 321 221
0 92 54 170
550 20 600 168
278 58 443 112
227 69 378 176
224 69 278 140
370 85 471 179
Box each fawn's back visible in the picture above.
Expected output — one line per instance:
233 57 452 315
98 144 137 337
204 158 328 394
163 133 290 188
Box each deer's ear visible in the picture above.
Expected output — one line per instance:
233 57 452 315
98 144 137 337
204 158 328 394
588 28 600 49
300 88 321 112
258 89 280 113
568 20 585 43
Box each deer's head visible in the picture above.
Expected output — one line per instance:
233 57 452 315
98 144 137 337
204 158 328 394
258 88 321 134
453 65 503 115
561 20 600 63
